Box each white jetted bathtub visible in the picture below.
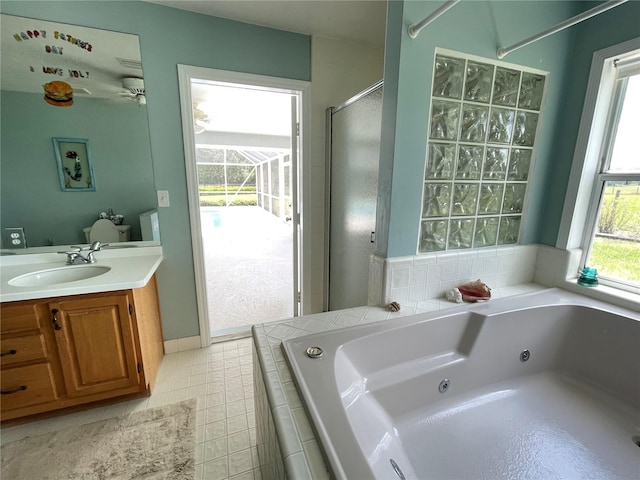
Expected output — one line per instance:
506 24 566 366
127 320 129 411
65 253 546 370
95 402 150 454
282 288 640 479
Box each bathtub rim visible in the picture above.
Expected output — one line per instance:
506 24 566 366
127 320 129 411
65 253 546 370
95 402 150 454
281 287 640 480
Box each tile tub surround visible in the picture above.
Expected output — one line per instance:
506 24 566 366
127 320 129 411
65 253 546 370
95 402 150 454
253 342 286 479
368 244 539 307
252 283 545 479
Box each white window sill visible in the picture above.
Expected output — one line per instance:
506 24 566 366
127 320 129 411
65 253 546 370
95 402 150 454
560 278 640 313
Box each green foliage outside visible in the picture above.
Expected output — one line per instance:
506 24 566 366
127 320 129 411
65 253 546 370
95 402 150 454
592 183 639 284
200 193 257 207
598 184 640 235
590 238 640 283
197 164 256 186
199 185 256 193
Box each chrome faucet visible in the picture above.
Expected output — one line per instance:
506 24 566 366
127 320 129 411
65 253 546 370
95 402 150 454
61 241 108 265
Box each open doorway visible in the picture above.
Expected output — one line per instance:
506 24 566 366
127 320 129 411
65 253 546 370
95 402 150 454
178 66 308 345
199 144 294 336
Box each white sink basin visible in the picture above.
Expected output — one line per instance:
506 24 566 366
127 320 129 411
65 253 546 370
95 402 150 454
9 265 111 287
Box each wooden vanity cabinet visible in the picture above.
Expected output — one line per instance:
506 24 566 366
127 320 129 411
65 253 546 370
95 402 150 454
0 275 164 421
51 293 142 398
0 301 62 413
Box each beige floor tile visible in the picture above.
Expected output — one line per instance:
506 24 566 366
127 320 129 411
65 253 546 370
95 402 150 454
195 443 205 465
224 349 240 359
194 463 204 480
230 470 254 480
191 363 208 375
0 338 260 479
227 413 248 435
228 448 254 477
226 399 246 418
226 386 245 404
203 456 228 479
207 390 226 407
205 419 227 441
206 405 227 424
253 466 262 480
223 341 239 351
227 430 251 454
204 436 228 462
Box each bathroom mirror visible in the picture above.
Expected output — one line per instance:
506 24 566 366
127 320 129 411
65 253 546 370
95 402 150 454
0 14 159 249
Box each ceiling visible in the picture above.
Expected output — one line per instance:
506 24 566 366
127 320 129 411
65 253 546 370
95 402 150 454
146 0 387 47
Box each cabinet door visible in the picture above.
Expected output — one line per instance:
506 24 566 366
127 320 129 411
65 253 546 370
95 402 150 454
51 294 141 398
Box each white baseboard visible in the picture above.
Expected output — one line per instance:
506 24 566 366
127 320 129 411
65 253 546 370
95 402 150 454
163 335 202 353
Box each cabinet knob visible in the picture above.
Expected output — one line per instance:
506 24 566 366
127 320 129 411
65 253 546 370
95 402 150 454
0 349 17 357
1 385 27 395
51 308 62 331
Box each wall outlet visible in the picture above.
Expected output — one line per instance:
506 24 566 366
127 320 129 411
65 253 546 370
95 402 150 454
3 227 27 249
157 190 170 207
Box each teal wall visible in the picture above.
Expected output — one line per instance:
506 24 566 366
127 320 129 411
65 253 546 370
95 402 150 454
538 0 640 245
0 1 311 340
6 1 634 338
375 0 405 259
1 91 156 246
378 0 640 258
378 0 582 257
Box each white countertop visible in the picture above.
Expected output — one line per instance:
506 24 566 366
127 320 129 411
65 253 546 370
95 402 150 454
0 246 163 302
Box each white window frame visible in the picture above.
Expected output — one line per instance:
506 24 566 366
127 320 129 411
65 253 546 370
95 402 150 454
558 37 640 298
581 72 640 292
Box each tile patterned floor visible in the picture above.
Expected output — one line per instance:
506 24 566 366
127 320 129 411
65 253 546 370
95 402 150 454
0 337 260 480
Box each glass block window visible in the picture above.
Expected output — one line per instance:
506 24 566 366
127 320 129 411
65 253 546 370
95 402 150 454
419 52 547 253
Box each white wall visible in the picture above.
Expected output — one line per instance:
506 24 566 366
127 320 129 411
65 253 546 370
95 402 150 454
306 35 384 313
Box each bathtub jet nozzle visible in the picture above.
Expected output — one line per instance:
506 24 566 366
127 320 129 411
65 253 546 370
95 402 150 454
390 459 406 480
439 378 451 393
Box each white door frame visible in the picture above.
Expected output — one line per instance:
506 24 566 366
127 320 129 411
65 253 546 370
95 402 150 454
177 65 311 348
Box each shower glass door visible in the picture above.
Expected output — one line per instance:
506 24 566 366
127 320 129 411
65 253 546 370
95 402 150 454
328 82 383 310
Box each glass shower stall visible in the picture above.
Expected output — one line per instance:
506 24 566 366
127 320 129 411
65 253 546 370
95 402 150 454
325 81 383 310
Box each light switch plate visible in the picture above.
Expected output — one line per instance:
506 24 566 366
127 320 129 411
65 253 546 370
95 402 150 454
157 190 170 207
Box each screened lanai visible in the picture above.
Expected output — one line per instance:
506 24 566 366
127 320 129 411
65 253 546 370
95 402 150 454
196 146 294 335
197 146 292 218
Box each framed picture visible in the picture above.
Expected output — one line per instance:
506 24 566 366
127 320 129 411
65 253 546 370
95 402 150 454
53 138 96 192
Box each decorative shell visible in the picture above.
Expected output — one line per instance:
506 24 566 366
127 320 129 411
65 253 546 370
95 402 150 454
446 288 463 304
458 279 492 302
387 301 401 312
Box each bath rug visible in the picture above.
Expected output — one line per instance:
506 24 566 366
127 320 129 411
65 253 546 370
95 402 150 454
1 398 196 480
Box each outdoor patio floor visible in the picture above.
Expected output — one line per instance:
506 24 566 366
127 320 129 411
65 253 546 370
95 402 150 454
200 206 293 336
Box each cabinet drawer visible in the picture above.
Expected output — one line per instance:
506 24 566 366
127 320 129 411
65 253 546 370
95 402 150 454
1 303 44 334
1 363 58 411
0 335 48 366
